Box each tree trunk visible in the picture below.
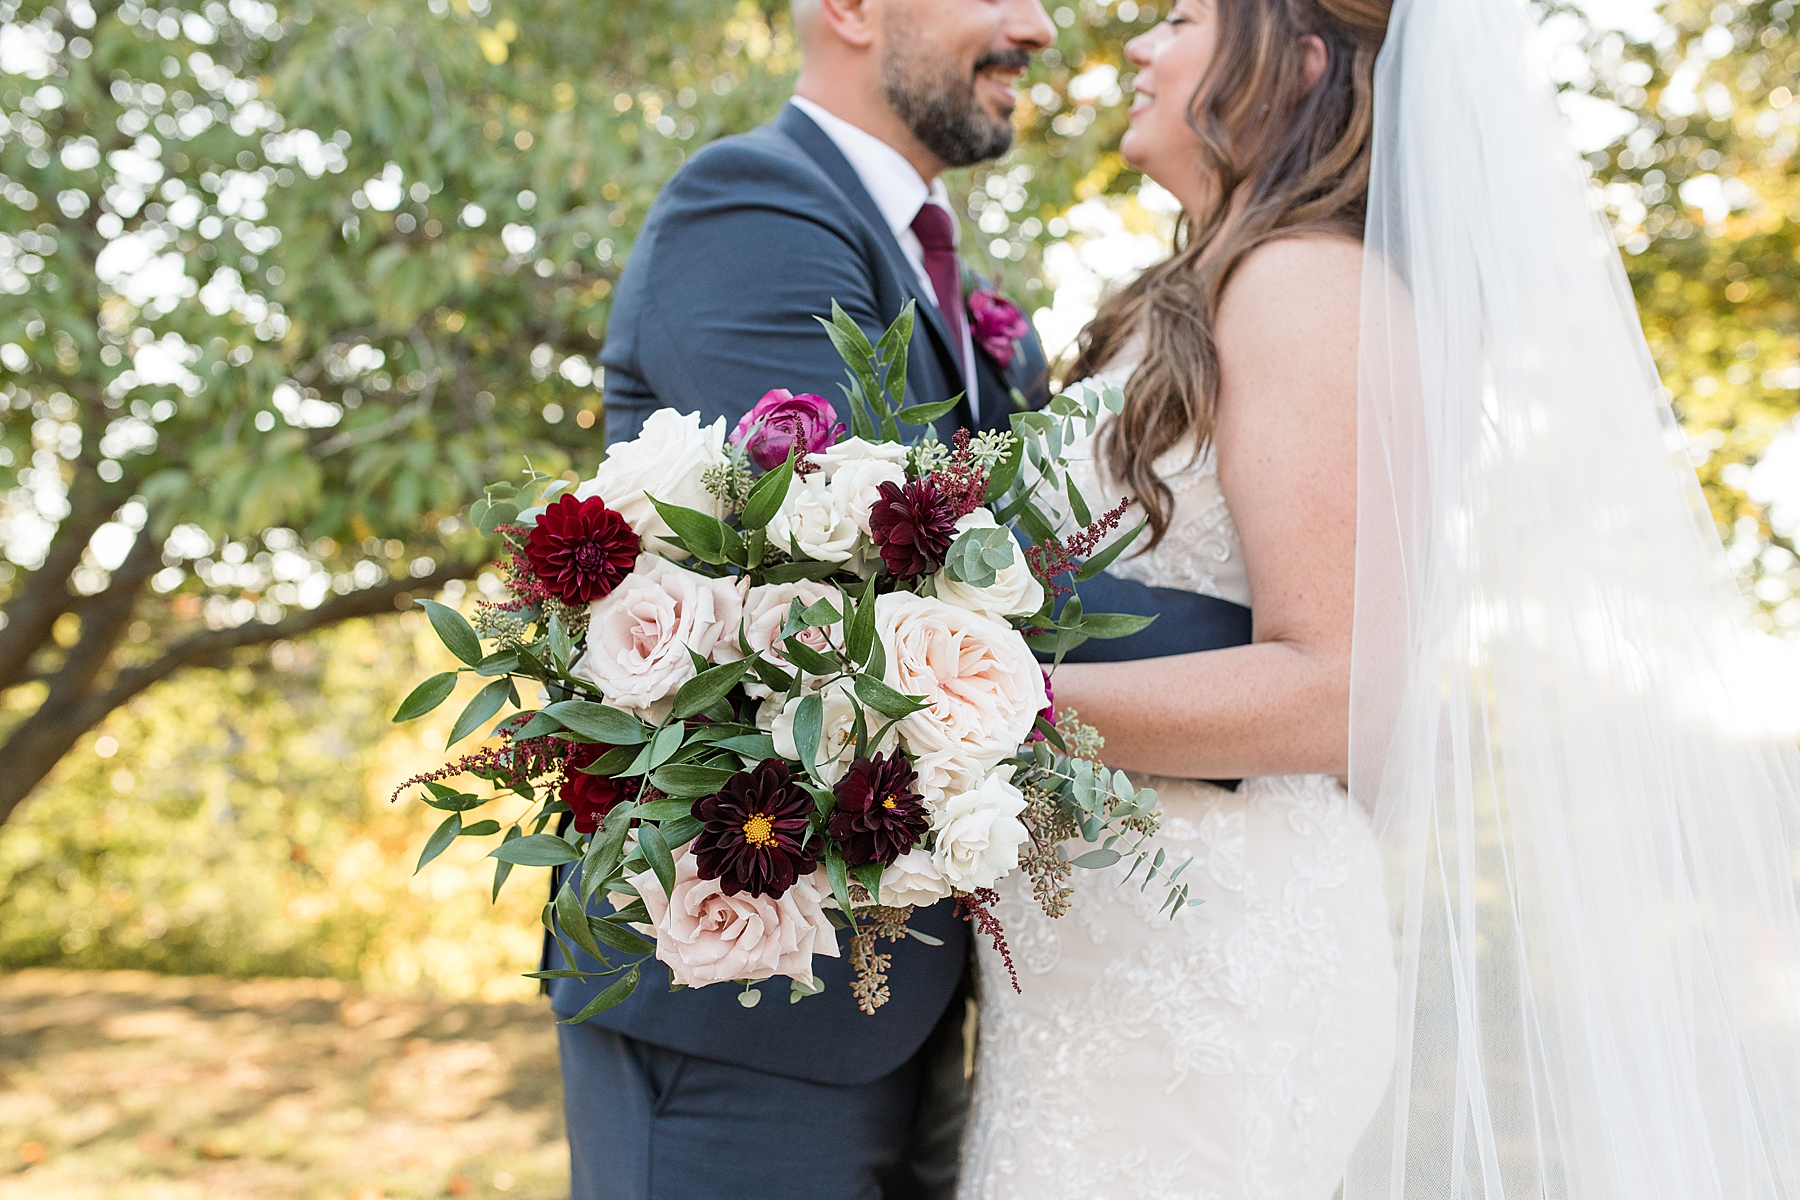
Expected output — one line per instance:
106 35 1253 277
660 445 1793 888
0 556 487 828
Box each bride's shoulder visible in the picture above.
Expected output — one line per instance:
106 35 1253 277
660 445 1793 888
1214 233 1362 379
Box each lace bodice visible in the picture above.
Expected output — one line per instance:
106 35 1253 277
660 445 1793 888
1059 363 1251 607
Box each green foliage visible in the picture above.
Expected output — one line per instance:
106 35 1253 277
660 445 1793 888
0 0 811 822
0 617 546 993
1584 0 1800 629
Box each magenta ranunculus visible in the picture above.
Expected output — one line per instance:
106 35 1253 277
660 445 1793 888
730 390 845 471
1032 668 1055 741
968 291 1030 369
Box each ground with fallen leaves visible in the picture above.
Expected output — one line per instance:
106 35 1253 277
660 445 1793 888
0 970 568 1199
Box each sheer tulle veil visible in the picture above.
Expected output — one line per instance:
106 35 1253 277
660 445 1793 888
1344 0 1800 1195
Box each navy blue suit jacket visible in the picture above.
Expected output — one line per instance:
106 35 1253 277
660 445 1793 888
559 102 1253 1086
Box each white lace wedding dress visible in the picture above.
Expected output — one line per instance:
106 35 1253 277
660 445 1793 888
957 367 1399 1200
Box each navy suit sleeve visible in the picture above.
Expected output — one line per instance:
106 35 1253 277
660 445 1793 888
617 144 892 436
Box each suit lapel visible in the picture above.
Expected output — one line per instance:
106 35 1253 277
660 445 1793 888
774 104 968 414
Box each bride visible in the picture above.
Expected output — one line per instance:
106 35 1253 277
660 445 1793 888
960 0 1800 1196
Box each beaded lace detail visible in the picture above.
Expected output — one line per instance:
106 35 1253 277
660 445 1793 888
956 369 1396 1200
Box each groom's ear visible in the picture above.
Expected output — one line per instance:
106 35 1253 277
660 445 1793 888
814 0 881 50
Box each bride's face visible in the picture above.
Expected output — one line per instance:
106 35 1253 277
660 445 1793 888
1121 0 1223 211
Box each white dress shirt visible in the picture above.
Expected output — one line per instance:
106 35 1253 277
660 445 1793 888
789 96 980 420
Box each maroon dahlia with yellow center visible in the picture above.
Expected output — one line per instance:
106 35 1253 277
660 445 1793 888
524 493 639 605
828 751 927 868
694 759 817 897
867 478 958 580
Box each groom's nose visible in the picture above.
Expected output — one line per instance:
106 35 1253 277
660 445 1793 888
1001 0 1057 52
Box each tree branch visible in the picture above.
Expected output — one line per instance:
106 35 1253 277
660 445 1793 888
0 555 487 829
89 556 487 719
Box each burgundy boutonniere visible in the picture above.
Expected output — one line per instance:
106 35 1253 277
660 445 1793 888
967 289 1030 369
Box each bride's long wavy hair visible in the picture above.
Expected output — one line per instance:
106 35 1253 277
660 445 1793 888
1066 0 1391 547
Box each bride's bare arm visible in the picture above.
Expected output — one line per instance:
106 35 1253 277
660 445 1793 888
1044 235 1362 779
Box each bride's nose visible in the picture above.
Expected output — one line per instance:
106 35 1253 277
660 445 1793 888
1125 31 1155 68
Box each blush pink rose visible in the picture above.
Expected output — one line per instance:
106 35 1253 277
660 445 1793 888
876 592 1047 782
730 390 845 471
631 850 841 988
571 553 742 719
715 579 841 698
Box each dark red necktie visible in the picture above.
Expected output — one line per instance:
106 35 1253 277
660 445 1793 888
910 202 967 362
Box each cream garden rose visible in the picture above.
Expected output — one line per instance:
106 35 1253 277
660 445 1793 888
875 592 1047 776
933 508 1046 620
929 767 1030 891
571 553 742 719
632 850 839 988
879 848 954 908
578 409 726 557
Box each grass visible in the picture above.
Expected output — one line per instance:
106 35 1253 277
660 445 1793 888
0 969 568 1199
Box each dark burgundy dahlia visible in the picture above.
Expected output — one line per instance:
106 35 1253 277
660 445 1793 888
694 760 818 897
828 751 927 868
560 742 632 834
524 493 638 605
868 478 958 580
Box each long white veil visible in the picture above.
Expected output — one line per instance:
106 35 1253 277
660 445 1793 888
1345 0 1800 1195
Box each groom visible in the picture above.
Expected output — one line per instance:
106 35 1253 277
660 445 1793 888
555 0 1254 1197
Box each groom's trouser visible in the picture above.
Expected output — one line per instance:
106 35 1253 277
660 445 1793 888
559 988 969 1200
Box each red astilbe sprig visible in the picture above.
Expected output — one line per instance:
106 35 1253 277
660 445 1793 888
389 714 565 804
1024 497 1132 599
488 522 556 607
955 887 1019 994
926 428 991 520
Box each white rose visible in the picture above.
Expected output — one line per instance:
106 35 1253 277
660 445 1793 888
722 580 840 698
930 768 1030 892
578 409 727 557
879 848 954 908
876 592 1047 771
571 553 742 720
932 508 1046 620
813 439 909 535
909 748 990 812
771 679 896 785
810 436 909 478
768 473 864 565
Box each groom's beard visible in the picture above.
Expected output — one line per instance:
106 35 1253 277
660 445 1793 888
882 44 1028 169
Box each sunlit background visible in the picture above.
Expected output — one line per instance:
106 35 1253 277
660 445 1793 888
0 0 1796 1192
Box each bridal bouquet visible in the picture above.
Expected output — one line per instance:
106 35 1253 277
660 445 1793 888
393 305 1194 1019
